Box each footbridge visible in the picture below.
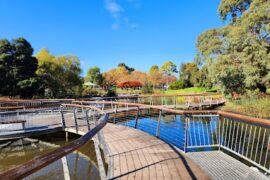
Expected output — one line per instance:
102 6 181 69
0 100 269 180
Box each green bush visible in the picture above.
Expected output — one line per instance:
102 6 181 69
169 80 185 90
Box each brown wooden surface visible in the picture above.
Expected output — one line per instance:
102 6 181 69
63 116 210 180
103 123 210 180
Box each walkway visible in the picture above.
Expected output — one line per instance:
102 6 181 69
102 124 209 180
188 151 269 180
64 120 210 179
1 106 269 179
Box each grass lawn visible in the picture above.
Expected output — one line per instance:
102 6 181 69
164 87 218 95
116 87 218 95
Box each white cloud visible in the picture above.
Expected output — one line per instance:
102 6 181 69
105 0 123 19
104 0 139 30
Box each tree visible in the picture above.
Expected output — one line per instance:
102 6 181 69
160 61 178 75
118 62 135 73
129 71 148 86
148 65 162 88
218 0 251 22
104 66 129 87
0 38 39 98
160 61 178 88
11 38 39 97
196 0 270 95
85 66 104 86
36 49 83 97
0 39 13 95
179 63 199 87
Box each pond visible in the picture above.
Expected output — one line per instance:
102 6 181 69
0 131 101 180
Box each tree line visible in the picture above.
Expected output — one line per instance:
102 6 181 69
196 0 270 96
0 38 82 98
1 0 269 98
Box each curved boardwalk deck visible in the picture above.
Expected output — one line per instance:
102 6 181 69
64 119 210 179
102 124 209 180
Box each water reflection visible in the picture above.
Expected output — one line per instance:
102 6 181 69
0 132 100 180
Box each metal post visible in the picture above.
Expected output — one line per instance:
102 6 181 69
218 115 221 150
184 116 189 153
113 105 117 124
73 108 78 132
134 106 140 129
61 156 71 180
174 96 176 109
81 102 84 113
60 106 66 129
156 110 162 137
85 109 90 131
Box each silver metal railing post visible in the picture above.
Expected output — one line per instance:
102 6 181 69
218 115 221 151
73 108 78 132
93 111 107 180
134 106 140 129
85 109 91 131
156 110 162 137
60 105 66 129
184 116 189 153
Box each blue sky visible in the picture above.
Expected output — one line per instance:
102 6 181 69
0 0 223 75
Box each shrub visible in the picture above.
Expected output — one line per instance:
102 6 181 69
169 80 185 90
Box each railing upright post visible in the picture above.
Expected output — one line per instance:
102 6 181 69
85 109 90 131
60 106 66 129
174 96 176 109
184 116 189 153
113 105 117 124
218 115 221 151
111 100 113 110
156 110 162 137
134 106 140 129
73 108 78 132
61 156 71 180
102 101 105 111
81 102 84 113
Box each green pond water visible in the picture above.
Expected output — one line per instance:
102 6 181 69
0 132 101 180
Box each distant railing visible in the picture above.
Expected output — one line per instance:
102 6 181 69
0 108 62 135
75 100 270 174
80 93 224 109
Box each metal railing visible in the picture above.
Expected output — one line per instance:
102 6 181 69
75 100 270 174
0 104 108 180
0 108 62 135
1 99 269 177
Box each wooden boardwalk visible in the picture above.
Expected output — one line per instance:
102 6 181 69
63 117 210 179
102 124 209 180
1 105 269 179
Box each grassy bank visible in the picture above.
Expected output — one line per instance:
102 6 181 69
164 87 217 95
116 87 218 95
222 97 270 119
